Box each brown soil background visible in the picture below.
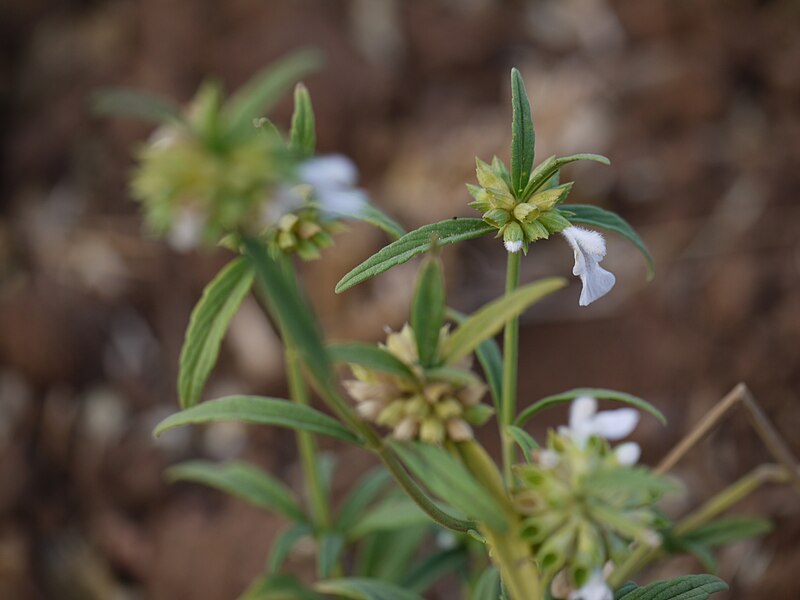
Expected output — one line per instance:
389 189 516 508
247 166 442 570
1 0 799 598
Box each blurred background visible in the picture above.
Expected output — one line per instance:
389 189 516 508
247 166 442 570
1 0 799 598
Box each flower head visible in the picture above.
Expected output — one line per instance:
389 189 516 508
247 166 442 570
561 227 616 306
343 324 491 444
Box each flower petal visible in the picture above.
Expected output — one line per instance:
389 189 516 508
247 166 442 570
298 154 358 187
168 207 205 251
569 396 598 430
614 441 641 466
561 226 616 306
590 408 639 440
568 569 613 600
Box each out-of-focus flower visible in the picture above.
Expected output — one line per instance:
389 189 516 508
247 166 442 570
298 154 368 217
343 324 491 444
558 396 639 448
567 570 613 600
561 227 616 306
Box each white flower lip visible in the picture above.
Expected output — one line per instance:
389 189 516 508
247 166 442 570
298 154 367 216
561 226 616 306
561 396 639 447
568 569 613 600
504 239 523 253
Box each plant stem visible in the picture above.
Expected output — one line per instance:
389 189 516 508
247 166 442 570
501 251 522 485
285 344 331 530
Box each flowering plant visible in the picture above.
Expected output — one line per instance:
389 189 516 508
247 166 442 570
98 53 800 600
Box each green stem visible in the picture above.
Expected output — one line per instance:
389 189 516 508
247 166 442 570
285 345 331 530
501 251 522 485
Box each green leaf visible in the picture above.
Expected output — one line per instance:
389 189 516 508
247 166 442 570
318 532 346 579
472 566 501 600
178 257 254 408
441 278 566 365
514 388 666 427
615 574 728 600
166 460 305 521
682 516 773 548
350 203 407 240
510 68 535 196
92 88 185 125
225 49 322 138
240 573 323 600
328 342 416 379
390 442 507 531
315 578 425 600
401 548 468 593
411 256 446 367
506 425 538 462
290 83 316 157
244 239 332 388
336 468 392 532
614 582 639 599
563 204 655 280
349 495 431 539
447 308 503 414
267 523 313 574
335 219 494 293
356 528 428 582
521 153 610 200
153 395 360 444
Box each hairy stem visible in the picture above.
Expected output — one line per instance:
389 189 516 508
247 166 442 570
285 344 331 530
501 251 522 484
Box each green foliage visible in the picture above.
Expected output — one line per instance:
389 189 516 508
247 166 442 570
335 469 393 532
290 83 316 157
400 548 468 593
514 387 666 427
615 574 728 600
315 578 425 600
240 573 323 600
505 425 538 461
318 532 346 578
92 88 185 125
411 256 446 367
563 204 655 279
166 460 305 522
356 528 428 582
472 567 501 600
153 395 361 444
268 523 314 574
390 442 508 531
328 343 417 379
335 219 494 293
178 257 254 408
442 278 566 365
349 495 431 538
520 154 610 201
510 68 535 196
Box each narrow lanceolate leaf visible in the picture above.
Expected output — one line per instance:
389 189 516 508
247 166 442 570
315 578 424 600
336 468 392 532
356 528 427 582
335 219 494 293
178 257 254 408
411 257 445 367
510 68 535 196
318 532 346 579
268 523 313 574
244 239 332 388
506 425 538 462
240 573 323 600
514 388 666 427
522 153 610 199
289 83 316 157
447 308 503 413
615 574 728 600
167 460 305 522
441 278 566 365
328 343 416 380
390 442 507 531
313 200 405 240
563 203 655 279
471 566 501 600
153 395 361 444
400 548 468 593
680 516 773 548
92 88 185 125
348 495 431 539
225 49 322 137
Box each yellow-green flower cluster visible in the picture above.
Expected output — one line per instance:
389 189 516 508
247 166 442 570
130 83 294 252
467 157 573 253
343 324 491 444
512 431 670 596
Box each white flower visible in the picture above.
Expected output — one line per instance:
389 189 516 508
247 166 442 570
504 239 523 253
561 226 616 306
614 441 642 466
559 396 639 447
167 207 206 251
298 154 368 216
568 569 613 600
